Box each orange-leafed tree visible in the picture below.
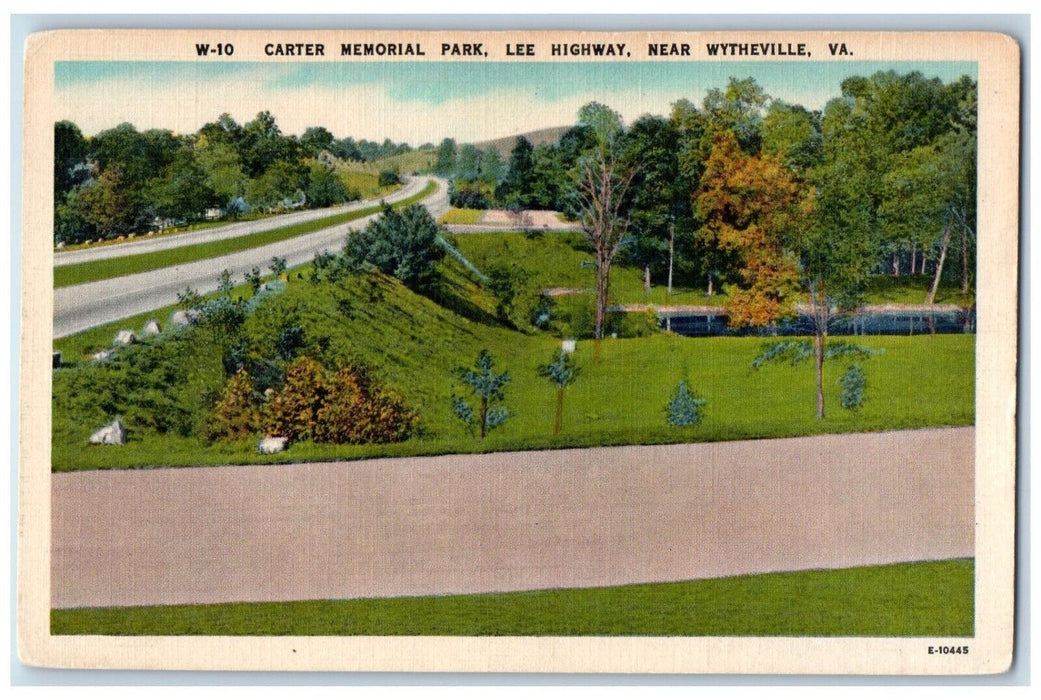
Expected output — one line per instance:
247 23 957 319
695 131 805 327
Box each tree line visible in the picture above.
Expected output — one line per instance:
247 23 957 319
436 71 977 306
53 111 416 244
435 71 975 418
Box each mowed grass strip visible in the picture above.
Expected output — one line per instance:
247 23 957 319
51 559 973 636
439 207 485 225
54 180 437 289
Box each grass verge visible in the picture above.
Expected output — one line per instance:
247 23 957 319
439 207 485 225
54 180 437 289
51 559 973 636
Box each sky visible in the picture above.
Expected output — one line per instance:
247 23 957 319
54 60 976 144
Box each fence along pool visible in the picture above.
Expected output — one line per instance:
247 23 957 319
661 309 976 337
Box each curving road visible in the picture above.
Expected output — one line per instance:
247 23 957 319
51 427 974 609
53 176 435 267
53 177 450 338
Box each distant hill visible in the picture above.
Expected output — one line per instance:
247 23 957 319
472 126 571 155
340 149 437 176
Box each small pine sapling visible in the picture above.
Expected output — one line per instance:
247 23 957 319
839 364 866 410
537 350 581 435
453 349 510 438
666 380 707 427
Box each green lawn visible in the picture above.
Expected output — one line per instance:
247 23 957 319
865 274 976 307
448 232 976 310
51 559 973 636
53 180 438 288
339 170 402 200
447 231 723 311
54 212 279 253
439 207 485 225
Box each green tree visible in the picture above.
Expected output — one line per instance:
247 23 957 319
247 160 305 211
622 115 685 292
456 143 482 181
453 349 510 438
486 262 530 323
578 102 625 147
702 77 770 154
75 166 139 237
300 125 336 156
479 147 505 184
497 137 536 208
305 160 350 208
537 350 580 435
153 147 218 223
194 136 246 211
435 137 457 176
761 101 822 175
344 203 445 291
666 381 707 427
54 120 88 199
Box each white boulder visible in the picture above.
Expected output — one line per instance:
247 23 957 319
89 419 126 445
90 348 114 362
169 309 201 327
114 330 136 346
257 436 288 454
141 319 162 336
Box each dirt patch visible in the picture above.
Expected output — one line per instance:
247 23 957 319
478 209 576 229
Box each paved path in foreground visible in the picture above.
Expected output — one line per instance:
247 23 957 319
51 427 974 609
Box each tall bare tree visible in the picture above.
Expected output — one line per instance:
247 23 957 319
573 147 637 340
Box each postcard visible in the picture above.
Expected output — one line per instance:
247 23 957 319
17 28 1019 674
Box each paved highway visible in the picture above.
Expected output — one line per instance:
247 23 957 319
53 177 450 338
53 176 433 267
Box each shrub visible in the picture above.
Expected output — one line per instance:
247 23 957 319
378 169 401 187
260 356 416 445
666 381 707 427
607 309 660 338
263 356 328 442
448 180 491 209
345 204 445 291
314 366 417 444
486 262 530 322
209 369 261 440
529 295 555 330
839 364 867 410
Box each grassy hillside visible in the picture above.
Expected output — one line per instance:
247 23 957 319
447 231 721 314
472 126 571 155
52 237 974 471
339 149 437 176
52 558 973 636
